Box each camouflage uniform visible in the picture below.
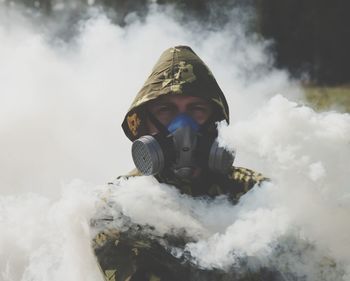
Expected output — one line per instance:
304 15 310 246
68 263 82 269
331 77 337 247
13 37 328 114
92 46 270 281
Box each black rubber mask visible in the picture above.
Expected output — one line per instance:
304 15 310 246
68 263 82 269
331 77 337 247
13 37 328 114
131 113 234 179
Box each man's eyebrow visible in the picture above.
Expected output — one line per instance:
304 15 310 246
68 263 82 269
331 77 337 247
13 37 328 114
188 101 211 106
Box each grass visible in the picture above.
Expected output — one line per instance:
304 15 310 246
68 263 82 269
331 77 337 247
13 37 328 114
304 85 350 113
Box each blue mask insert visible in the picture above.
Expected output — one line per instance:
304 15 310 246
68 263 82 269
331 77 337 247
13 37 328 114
167 113 199 133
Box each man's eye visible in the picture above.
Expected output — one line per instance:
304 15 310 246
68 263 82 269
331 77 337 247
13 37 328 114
191 106 207 112
157 106 172 113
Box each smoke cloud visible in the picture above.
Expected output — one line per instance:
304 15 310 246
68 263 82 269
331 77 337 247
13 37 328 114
0 3 349 281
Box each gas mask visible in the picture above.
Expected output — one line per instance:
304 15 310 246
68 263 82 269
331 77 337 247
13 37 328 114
131 113 234 179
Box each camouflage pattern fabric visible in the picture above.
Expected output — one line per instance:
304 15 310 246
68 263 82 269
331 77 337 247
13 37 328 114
150 166 267 203
121 46 230 141
92 226 279 281
92 167 272 281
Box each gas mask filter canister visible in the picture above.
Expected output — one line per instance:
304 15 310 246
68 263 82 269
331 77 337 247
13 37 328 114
131 113 234 177
132 135 165 176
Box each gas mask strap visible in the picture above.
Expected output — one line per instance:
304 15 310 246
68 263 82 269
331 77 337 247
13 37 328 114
147 112 170 136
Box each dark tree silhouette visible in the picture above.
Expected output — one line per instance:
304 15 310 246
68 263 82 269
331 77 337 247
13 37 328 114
257 0 350 85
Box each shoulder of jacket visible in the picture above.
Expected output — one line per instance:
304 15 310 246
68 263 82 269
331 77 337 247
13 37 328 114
229 166 268 186
116 168 143 180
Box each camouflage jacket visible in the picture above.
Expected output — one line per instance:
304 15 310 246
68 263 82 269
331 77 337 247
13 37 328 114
91 166 269 281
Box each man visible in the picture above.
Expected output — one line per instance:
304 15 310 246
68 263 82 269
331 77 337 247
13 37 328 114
92 46 267 281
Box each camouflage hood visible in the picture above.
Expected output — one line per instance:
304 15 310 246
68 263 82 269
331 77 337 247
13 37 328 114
122 46 229 141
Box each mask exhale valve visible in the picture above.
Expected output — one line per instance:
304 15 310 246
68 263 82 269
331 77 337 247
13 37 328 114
171 125 198 179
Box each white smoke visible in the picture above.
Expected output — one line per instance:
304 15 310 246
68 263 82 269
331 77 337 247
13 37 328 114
0 3 349 281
